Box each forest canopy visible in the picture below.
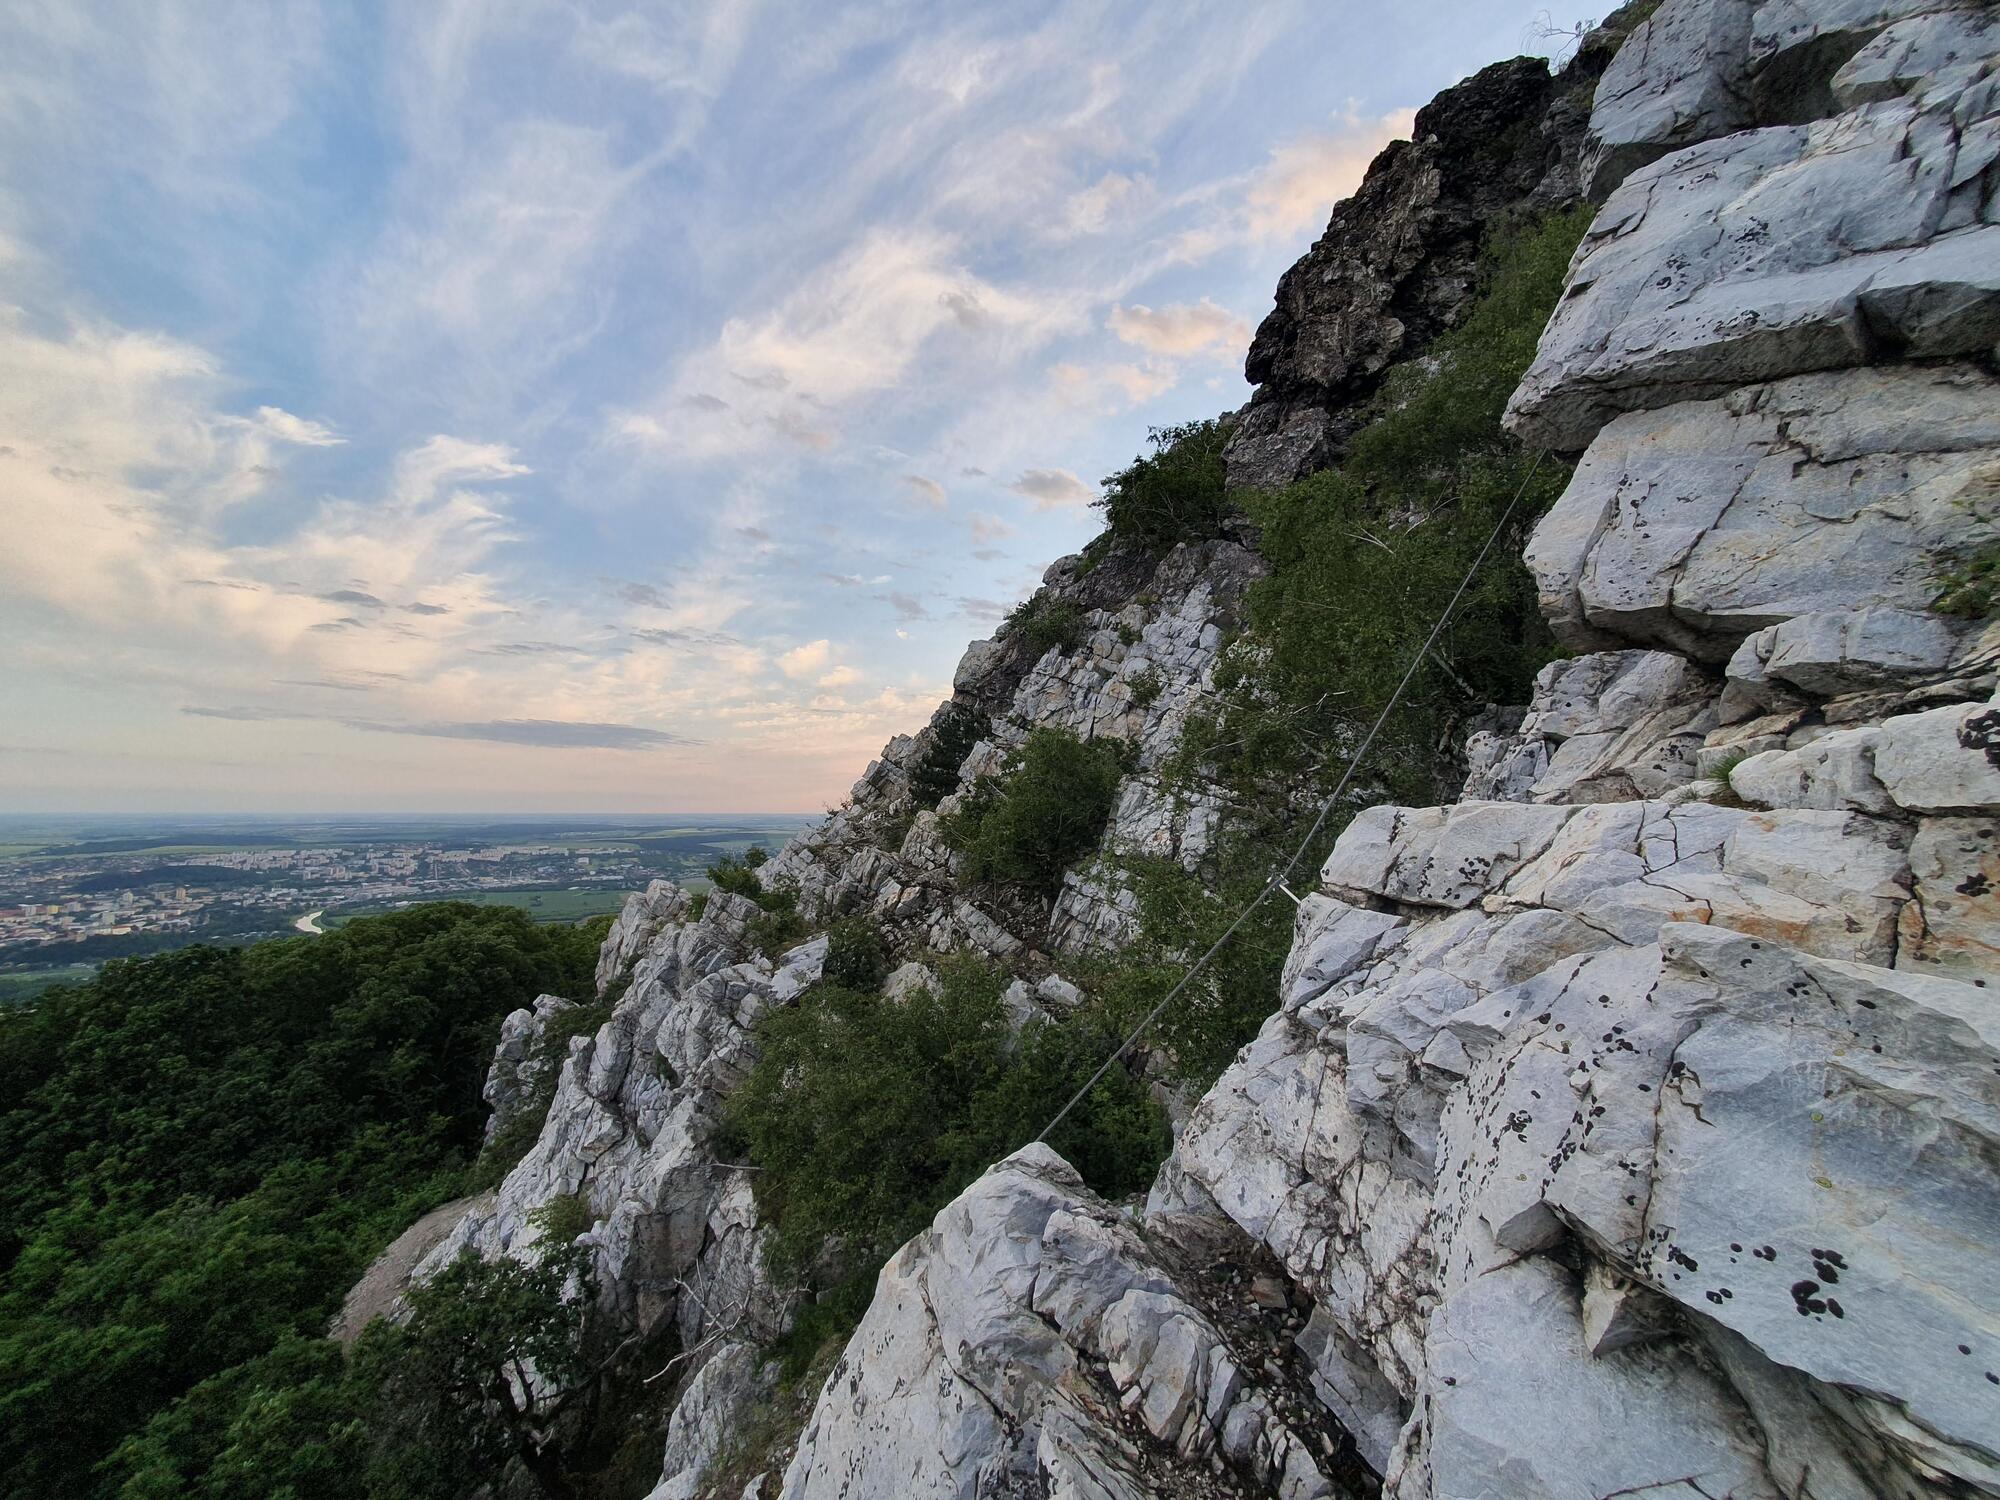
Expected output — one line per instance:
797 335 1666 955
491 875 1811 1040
0 904 604 1498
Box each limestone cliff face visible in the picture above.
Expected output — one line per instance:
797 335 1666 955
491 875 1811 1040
397 4 2000 1496
757 534 1266 970
422 886 823 1359
763 4 2000 1497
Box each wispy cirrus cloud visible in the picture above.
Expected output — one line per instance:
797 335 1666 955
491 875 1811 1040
181 706 689 750
253 406 345 446
363 717 690 750
0 0 1552 811
616 226 1077 464
901 473 947 509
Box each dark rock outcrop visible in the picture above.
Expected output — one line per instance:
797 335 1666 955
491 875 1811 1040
1225 49 1610 490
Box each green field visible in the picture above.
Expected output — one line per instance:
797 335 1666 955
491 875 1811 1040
319 887 636 930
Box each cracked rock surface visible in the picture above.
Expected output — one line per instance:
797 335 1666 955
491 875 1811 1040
1523 364 2000 660
776 1145 1358 1500
419 888 822 1351
1509 0 2000 450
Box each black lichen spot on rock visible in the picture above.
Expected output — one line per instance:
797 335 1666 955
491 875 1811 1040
1959 707 2000 770
1790 1280 1828 1316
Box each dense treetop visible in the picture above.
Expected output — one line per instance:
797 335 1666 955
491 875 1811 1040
0 904 603 1498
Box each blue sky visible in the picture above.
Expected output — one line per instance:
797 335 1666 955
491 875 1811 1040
0 0 1576 813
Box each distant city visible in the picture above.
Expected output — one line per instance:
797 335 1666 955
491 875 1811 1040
0 815 818 1002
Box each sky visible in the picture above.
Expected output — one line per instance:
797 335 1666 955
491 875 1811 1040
0 0 1579 814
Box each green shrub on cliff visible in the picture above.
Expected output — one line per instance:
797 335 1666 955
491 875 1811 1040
1184 205 1589 822
726 954 1167 1376
1005 594 1084 657
821 916 891 991
1096 418 1234 549
1933 537 2000 620
941 729 1127 896
908 703 988 808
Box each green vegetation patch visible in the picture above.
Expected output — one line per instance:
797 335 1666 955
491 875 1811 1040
1004 594 1085 658
0 963 97 1005
941 729 1128 896
1095 417 1234 550
323 886 635 929
706 847 810 958
908 703 989 809
725 953 1167 1378
1933 536 2000 620
0 902 602 1497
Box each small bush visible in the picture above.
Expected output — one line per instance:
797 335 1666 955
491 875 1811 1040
708 849 809 957
706 852 764 898
1097 419 1234 547
909 704 988 808
1072 854 1307 1089
822 917 891 991
1006 595 1084 658
744 890 808 960
1934 538 2000 620
1127 667 1163 708
874 807 916 852
529 1192 593 1247
941 729 1127 895
731 956 1167 1363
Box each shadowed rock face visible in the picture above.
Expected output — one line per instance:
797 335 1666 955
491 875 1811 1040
1224 50 1608 492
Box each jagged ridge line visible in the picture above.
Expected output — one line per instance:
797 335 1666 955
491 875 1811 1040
1033 449 1547 1147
